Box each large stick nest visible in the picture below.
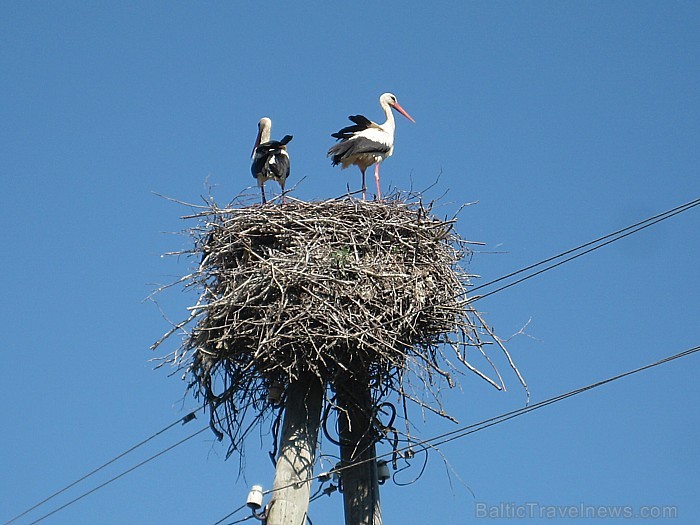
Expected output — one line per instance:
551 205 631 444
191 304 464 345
154 196 521 454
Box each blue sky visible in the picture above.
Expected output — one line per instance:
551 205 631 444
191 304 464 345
2 2 699 524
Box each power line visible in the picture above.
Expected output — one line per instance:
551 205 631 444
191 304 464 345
224 516 256 525
26 425 209 525
232 344 700 507
212 503 249 525
3 410 201 525
467 197 700 302
415 344 700 451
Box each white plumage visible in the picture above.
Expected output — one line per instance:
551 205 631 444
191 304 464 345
328 93 415 200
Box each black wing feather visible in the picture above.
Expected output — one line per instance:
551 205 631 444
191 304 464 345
269 151 290 182
327 136 390 165
349 115 372 126
252 139 291 183
331 114 373 140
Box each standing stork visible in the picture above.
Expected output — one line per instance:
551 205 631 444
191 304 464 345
251 117 293 204
328 92 415 200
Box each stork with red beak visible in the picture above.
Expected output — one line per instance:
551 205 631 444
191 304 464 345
328 92 415 200
251 117 293 204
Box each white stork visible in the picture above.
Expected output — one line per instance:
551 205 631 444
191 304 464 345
251 117 292 204
328 92 415 200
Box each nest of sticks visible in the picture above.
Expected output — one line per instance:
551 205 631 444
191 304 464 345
153 195 523 455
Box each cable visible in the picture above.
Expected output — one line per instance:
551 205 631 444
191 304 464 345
223 515 256 525
212 503 249 525
469 197 700 294
212 344 700 518
415 344 700 452
24 425 209 525
392 448 429 486
248 344 700 499
3 409 201 525
467 197 700 302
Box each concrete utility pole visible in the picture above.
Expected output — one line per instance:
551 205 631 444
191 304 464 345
337 379 382 525
267 374 324 525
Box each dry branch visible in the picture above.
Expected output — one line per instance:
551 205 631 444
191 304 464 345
153 195 521 456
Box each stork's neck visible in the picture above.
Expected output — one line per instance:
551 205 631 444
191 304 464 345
253 119 273 159
379 99 396 134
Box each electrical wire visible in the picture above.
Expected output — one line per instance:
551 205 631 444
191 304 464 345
223 516 256 525
246 344 700 500
392 448 429 486
24 425 209 525
467 197 700 302
3 409 201 525
412 345 700 452
212 503 248 525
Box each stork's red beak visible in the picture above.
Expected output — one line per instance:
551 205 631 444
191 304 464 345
392 101 416 123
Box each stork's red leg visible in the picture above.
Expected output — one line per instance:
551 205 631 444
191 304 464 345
260 183 267 205
374 163 382 201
